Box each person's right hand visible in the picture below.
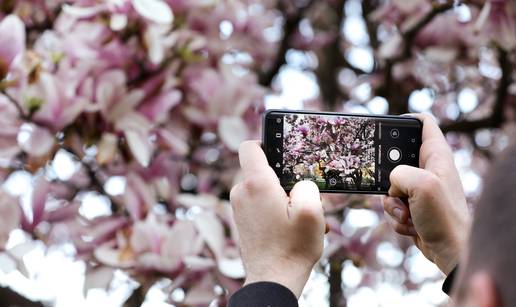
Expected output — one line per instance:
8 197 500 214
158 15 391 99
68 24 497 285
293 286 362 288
383 114 471 276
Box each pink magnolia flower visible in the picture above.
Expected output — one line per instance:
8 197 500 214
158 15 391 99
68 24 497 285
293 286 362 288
124 172 157 221
0 190 21 248
183 65 264 126
0 15 25 79
476 0 516 50
0 95 22 163
17 124 56 158
129 216 204 273
20 176 50 232
14 71 89 131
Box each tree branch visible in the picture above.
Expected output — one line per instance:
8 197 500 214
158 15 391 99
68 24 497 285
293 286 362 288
123 285 147 307
1 89 28 120
258 0 315 86
441 48 512 133
379 0 455 114
361 0 380 50
387 1 456 65
0 286 44 307
315 0 347 110
329 257 346 307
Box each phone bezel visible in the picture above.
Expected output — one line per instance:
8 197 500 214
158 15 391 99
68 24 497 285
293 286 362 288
262 109 423 195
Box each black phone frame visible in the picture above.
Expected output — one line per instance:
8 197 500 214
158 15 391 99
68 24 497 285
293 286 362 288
262 109 423 195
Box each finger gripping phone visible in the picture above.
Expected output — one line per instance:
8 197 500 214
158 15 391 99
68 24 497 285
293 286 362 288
263 110 422 194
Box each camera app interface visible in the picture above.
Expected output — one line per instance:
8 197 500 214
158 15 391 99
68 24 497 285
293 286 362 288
265 112 422 193
282 114 375 191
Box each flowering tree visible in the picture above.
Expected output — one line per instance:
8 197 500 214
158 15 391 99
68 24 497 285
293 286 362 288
0 0 515 306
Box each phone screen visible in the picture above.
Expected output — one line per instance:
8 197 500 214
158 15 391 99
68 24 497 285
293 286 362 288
263 110 422 194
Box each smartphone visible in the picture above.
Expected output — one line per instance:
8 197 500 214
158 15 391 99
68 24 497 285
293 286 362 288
263 110 422 194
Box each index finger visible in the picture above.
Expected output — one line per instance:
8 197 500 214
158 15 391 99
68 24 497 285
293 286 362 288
238 140 278 180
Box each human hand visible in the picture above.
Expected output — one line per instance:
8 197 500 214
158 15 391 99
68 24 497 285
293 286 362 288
384 114 471 275
230 141 326 298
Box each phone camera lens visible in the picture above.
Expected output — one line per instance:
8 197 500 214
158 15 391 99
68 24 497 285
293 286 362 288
390 129 400 139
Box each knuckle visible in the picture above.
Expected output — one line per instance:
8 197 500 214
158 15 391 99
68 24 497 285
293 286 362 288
242 175 268 194
418 172 441 196
229 184 243 209
389 164 407 181
296 202 321 219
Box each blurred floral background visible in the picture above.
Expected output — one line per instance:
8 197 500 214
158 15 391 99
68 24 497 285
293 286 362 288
0 0 514 306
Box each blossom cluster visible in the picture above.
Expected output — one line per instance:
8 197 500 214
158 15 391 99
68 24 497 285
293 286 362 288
0 0 276 304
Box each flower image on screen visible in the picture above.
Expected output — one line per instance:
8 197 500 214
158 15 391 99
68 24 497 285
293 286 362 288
282 114 376 190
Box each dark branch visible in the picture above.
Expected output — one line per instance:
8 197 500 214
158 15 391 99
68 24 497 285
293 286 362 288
379 0 455 114
0 286 44 307
361 0 380 50
1 89 28 120
258 0 315 86
329 257 345 307
315 0 347 110
441 48 512 133
388 1 455 64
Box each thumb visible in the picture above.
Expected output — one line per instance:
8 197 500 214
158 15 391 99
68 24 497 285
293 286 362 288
288 181 325 234
389 165 434 198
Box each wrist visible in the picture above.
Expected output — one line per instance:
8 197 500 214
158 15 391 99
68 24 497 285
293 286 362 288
244 261 313 298
434 230 468 276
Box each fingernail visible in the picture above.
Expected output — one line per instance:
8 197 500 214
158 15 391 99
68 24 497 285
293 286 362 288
393 208 403 222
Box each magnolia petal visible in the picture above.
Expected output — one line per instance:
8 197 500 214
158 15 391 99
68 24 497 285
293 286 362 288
126 130 153 167
94 245 135 269
176 193 218 208
96 70 127 111
130 219 168 254
144 25 166 65
0 15 25 67
183 274 216 305
18 124 55 157
139 90 182 123
218 116 249 152
193 211 224 258
157 129 189 156
0 253 16 273
126 173 156 219
183 255 216 271
378 33 403 59
162 220 198 259
8 240 39 260
116 113 153 167
83 266 115 296
31 177 50 229
217 257 245 279
0 191 20 248
137 252 181 273
43 201 80 223
124 182 144 221
133 0 174 24
96 133 118 165
108 90 145 122
62 4 107 18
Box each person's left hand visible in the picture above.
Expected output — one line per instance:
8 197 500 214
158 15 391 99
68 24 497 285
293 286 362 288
230 141 326 298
